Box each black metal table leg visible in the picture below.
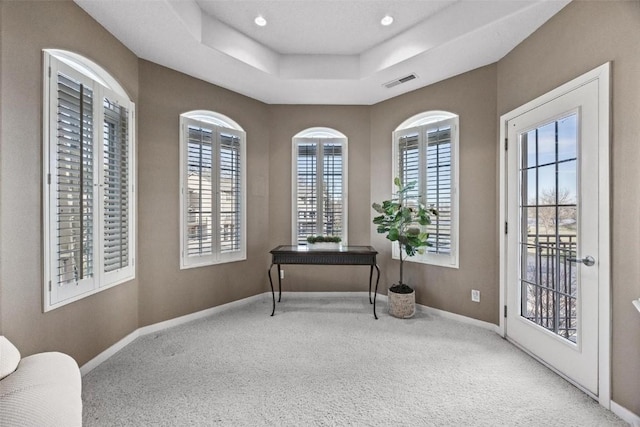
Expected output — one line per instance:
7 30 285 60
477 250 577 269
373 264 380 319
368 265 374 304
277 264 282 302
268 263 276 316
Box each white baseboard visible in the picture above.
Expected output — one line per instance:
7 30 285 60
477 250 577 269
137 294 266 336
80 330 139 376
370 293 499 332
80 293 266 376
416 303 500 333
611 401 640 426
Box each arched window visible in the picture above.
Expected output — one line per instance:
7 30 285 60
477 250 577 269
179 111 246 268
292 128 348 245
393 111 459 268
43 50 136 310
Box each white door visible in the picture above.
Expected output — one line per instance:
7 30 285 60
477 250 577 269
505 78 604 396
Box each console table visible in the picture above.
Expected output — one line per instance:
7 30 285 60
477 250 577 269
268 245 381 319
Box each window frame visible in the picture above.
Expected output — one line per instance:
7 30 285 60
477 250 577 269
43 50 136 312
392 112 459 268
179 112 247 269
291 128 348 246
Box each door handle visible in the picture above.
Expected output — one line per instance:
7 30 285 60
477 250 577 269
567 255 595 267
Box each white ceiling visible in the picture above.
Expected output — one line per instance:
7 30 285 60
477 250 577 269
74 0 570 105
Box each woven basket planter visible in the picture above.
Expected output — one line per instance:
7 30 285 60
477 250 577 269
388 287 416 319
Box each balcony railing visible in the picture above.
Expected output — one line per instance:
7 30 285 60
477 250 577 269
522 233 578 343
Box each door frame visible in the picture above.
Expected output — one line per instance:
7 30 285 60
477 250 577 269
498 62 611 408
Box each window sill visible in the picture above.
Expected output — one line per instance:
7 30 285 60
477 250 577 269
180 254 247 270
392 253 459 269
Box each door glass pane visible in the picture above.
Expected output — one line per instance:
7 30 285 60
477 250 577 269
558 114 577 162
519 113 578 343
537 122 556 166
536 164 556 205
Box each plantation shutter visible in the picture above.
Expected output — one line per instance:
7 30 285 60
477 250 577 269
103 98 130 272
322 143 343 237
397 132 420 201
296 142 318 245
186 124 214 257
55 72 95 286
45 51 136 310
219 132 241 253
293 138 347 245
180 115 246 268
425 126 452 254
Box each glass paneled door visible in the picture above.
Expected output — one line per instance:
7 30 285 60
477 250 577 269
519 113 579 343
506 78 602 396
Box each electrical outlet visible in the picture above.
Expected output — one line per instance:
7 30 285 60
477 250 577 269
471 290 480 303
280 270 284 279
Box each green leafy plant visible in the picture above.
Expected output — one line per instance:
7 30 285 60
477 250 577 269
306 235 342 244
372 178 437 293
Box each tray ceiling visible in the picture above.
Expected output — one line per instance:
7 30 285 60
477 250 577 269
74 0 570 105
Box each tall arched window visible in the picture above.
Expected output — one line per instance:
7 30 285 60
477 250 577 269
179 111 246 268
43 49 135 310
292 127 348 245
393 111 459 268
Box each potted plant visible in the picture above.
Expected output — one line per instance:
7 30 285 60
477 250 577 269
306 235 342 249
372 178 437 318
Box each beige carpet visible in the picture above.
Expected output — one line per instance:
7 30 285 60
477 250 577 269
82 294 625 426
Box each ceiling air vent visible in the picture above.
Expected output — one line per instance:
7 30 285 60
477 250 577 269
383 73 418 89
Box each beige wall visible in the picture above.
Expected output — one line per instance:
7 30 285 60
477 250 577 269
0 0 139 365
497 0 640 414
370 65 499 324
268 105 372 291
136 61 271 326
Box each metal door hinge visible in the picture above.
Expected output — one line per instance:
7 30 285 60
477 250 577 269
48 280 52 292
505 222 508 234
47 173 51 185
505 138 508 151
504 305 507 318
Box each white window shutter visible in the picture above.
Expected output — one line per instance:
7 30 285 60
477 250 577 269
321 142 344 237
293 136 347 245
426 126 453 254
55 72 95 288
219 132 242 254
393 115 458 268
295 142 318 245
180 113 246 268
103 98 130 273
44 51 136 310
185 124 215 259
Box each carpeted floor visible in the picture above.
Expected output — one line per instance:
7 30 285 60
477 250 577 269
82 295 625 426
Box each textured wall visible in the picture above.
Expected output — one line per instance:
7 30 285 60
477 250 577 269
496 0 640 414
370 65 499 324
0 0 139 365
136 60 271 327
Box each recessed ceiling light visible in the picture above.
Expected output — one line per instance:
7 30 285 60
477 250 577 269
254 15 267 27
381 15 394 26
